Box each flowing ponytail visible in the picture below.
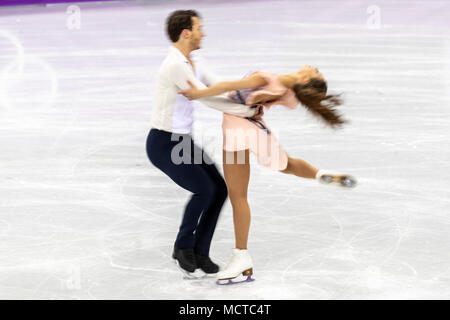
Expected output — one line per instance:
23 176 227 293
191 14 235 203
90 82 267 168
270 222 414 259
293 78 347 128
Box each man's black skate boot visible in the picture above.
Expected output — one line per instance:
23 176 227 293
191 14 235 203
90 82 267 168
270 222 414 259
195 253 219 274
172 247 197 273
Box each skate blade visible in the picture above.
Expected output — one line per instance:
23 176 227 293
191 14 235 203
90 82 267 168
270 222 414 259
340 176 357 188
320 175 357 188
216 268 255 285
200 272 218 279
216 275 255 286
183 272 207 280
173 259 205 280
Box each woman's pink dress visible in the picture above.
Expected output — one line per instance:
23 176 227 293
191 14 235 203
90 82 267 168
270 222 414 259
222 70 299 171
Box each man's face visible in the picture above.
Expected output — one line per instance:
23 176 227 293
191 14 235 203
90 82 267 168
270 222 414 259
189 16 205 50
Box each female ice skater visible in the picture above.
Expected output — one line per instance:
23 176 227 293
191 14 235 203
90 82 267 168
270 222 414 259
179 65 357 284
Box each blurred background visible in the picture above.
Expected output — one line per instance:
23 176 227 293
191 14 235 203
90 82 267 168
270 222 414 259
0 0 449 299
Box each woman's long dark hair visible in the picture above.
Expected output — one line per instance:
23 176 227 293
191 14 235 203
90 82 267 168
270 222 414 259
293 78 347 128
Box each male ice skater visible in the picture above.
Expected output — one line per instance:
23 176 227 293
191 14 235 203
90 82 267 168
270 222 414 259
146 10 261 277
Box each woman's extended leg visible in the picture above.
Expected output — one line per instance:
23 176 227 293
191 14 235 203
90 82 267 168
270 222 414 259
280 157 319 179
280 156 357 187
222 149 251 250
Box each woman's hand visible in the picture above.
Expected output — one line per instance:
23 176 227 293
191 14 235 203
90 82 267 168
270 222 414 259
178 80 203 100
249 105 264 120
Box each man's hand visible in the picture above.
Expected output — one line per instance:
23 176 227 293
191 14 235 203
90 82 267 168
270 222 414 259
178 80 202 100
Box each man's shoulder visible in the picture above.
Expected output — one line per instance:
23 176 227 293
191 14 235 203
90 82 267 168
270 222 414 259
160 55 188 73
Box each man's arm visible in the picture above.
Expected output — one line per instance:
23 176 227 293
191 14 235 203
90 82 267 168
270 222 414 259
168 62 257 118
199 58 220 86
180 74 267 100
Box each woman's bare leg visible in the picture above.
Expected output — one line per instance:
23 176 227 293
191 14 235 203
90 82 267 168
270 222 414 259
281 157 357 187
222 149 251 250
280 157 319 179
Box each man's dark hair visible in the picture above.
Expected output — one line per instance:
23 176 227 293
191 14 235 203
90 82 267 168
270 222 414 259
166 10 200 42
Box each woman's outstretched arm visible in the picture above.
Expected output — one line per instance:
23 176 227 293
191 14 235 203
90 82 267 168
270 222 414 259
179 72 267 100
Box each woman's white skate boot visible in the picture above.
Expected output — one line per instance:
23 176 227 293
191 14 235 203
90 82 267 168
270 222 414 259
216 248 254 285
316 169 357 188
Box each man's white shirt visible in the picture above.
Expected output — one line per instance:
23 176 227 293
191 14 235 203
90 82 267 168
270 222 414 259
151 46 255 134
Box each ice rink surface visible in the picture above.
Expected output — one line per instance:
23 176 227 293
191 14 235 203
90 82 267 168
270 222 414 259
0 0 449 299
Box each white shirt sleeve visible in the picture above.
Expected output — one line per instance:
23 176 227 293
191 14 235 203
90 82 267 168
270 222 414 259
199 58 221 86
167 62 256 117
